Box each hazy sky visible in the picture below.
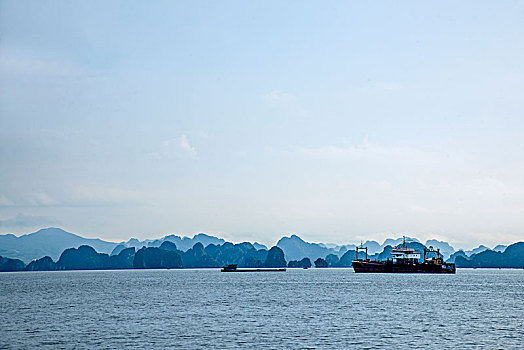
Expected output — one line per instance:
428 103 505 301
1 1 524 249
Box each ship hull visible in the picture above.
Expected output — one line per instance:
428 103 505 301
352 261 456 274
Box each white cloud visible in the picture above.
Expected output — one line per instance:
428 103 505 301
296 138 434 164
156 134 197 158
262 90 307 116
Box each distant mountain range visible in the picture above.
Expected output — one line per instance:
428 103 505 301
2 237 523 272
455 243 524 268
0 227 517 266
0 228 267 263
0 228 116 263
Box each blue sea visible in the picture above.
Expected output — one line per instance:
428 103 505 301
1 269 523 349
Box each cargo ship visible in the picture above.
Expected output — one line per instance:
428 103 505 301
352 238 456 274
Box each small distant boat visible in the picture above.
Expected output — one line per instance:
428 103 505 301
221 264 286 272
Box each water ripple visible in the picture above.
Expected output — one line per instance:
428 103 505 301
0 269 523 349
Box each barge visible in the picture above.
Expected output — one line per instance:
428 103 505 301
221 264 286 272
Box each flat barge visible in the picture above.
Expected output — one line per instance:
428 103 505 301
352 238 456 274
221 264 286 272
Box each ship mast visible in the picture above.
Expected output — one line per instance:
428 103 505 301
356 241 368 261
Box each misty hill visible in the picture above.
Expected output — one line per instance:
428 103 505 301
276 235 429 262
425 239 455 259
287 257 312 268
134 247 182 269
25 256 56 271
455 242 524 268
275 235 385 261
0 228 240 263
447 250 468 263
0 228 117 263
120 233 226 252
465 245 490 256
382 237 419 248
0 256 26 272
9 241 281 271
57 245 111 270
201 242 271 268
277 235 336 261
493 245 507 252
361 241 381 255
252 242 268 250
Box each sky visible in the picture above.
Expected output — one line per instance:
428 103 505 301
1 1 524 249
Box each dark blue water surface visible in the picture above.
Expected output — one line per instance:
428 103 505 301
1 269 523 349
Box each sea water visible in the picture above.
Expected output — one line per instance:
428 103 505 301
1 269 523 349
